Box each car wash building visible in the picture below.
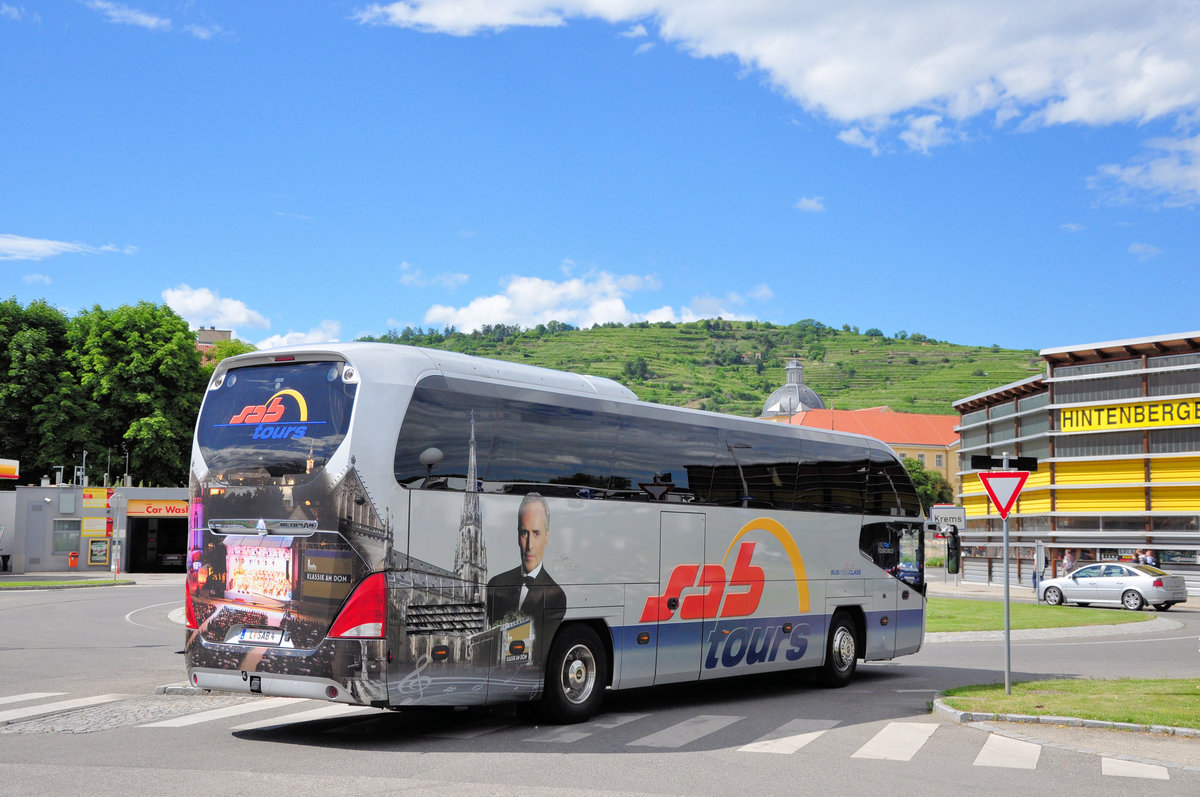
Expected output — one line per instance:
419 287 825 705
4 484 188 574
954 331 1200 596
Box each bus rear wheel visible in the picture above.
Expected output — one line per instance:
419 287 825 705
540 624 608 724
819 612 858 688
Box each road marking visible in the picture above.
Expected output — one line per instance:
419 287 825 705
139 697 300 727
0 694 128 724
0 692 65 707
1101 758 1169 780
739 718 840 754
525 712 650 743
851 722 938 761
229 703 374 731
973 734 1041 769
628 714 742 748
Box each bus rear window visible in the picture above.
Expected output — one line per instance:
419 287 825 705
197 361 357 484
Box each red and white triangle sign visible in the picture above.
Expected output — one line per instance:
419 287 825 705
978 471 1029 519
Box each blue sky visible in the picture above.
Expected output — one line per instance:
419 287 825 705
3 2 1199 351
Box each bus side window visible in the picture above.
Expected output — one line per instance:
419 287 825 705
859 522 899 570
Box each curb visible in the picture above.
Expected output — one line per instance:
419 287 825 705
155 682 209 696
932 697 1200 738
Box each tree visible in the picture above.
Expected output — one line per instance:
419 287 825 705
69 302 205 486
0 298 94 487
201 338 257 376
902 457 955 514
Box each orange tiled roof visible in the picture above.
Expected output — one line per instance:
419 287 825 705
786 407 959 447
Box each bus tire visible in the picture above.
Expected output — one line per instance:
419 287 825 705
539 624 607 724
819 612 858 688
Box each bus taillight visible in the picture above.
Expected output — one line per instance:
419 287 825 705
185 586 198 630
328 573 388 639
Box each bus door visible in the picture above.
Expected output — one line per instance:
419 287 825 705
893 522 925 656
653 511 706 684
860 520 899 659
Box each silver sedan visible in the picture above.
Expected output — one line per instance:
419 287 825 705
1038 562 1189 611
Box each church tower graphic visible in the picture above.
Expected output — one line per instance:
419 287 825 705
453 414 487 603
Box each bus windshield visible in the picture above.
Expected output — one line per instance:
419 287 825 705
196 361 357 485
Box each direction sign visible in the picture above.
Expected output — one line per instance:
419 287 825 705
929 504 966 529
978 471 1029 519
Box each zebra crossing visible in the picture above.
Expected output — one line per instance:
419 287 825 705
0 690 1178 780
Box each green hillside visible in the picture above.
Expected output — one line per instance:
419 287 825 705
359 319 1043 418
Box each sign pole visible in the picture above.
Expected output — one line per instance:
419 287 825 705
977 458 1030 696
1002 453 1011 695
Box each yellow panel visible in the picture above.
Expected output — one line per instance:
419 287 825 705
963 495 990 517
1025 469 1052 488
1055 488 1146 512
1150 458 1200 483
1151 487 1200 511
1018 494 1052 513
1054 460 1144 485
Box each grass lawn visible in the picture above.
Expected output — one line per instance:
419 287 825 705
926 597 1151 633
941 678 1200 730
0 579 134 588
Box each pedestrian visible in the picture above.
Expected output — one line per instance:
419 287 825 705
1144 549 1157 567
1061 549 1076 574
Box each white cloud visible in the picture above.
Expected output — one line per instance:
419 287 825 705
397 261 470 289
837 127 880 155
899 114 951 153
162 284 270 334
621 23 647 38
355 2 1200 179
422 269 775 331
795 196 824 213
86 1 169 31
22 273 50 284
1060 223 1086 232
255 321 342 351
0 233 134 261
356 0 568 35
1093 133 1200 207
1 4 30 21
423 270 652 330
1128 242 1162 260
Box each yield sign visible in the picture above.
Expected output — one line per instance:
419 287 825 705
978 471 1029 519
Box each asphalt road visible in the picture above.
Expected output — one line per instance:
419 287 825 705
1 574 1197 795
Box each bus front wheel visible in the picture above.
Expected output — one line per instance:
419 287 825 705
540 624 608 724
820 612 858 688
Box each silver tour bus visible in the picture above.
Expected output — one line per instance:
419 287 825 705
184 343 926 723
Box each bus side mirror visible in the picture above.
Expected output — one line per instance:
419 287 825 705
945 531 961 575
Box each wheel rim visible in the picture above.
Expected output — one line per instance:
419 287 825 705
1046 588 1062 605
559 643 596 705
831 626 855 673
1123 591 1142 610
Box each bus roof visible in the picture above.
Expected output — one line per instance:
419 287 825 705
213 342 894 455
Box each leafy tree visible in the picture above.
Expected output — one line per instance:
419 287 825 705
69 302 205 486
201 338 257 376
902 457 955 514
0 298 93 486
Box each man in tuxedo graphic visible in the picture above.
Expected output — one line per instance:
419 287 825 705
486 492 567 649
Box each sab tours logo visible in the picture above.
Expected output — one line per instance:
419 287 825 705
227 389 311 440
641 518 813 672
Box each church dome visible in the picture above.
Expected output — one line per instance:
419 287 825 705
761 359 824 417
